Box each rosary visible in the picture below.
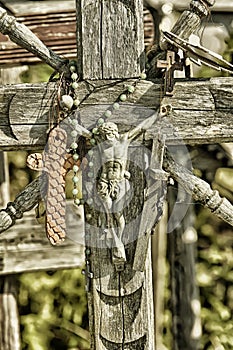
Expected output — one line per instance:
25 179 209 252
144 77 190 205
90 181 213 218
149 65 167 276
27 61 168 268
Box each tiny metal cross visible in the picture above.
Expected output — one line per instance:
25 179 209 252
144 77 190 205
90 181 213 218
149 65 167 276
157 50 184 95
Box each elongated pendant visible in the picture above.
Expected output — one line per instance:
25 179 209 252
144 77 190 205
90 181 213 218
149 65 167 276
44 126 67 245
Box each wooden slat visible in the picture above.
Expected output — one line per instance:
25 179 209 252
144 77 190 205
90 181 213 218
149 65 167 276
0 205 85 275
0 77 232 150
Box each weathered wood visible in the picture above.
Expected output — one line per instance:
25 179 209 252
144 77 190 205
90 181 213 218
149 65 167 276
0 205 84 275
0 275 21 350
0 7 68 73
163 150 233 226
0 77 232 150
76 0 145 79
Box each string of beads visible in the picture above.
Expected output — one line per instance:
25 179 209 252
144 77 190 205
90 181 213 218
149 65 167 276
59 60 147 206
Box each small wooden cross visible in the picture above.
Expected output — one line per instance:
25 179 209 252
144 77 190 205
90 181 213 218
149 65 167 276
157 50 184 95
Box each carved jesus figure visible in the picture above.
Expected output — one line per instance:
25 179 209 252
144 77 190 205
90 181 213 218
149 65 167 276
83 110 160 268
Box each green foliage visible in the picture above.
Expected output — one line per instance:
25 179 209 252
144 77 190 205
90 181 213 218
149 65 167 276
18 269 89 350
196 208 233 350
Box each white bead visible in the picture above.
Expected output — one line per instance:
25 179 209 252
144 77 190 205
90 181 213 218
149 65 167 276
71 72 78 81
72 188 78 196
73 164 79 172
71 142 78 149
61 95 73 110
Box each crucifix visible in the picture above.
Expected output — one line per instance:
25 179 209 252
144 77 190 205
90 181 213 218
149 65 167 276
157 50 184 95
0 1 233 349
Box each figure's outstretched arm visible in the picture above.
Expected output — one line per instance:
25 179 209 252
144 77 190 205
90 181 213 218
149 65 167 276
128 109 159 141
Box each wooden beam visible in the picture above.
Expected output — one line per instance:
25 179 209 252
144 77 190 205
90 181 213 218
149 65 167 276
0 77 232 150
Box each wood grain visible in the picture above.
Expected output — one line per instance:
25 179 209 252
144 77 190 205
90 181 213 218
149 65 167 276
76 0 145 79
0 77 232 150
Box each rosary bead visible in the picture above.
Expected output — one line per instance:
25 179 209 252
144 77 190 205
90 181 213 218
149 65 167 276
88 171 94 178
89 161 93 168
71 72 78 81
87 198 93 205
86 214 92 220
72 82 79 90
140 72 147 80
72 176 79 184
113 102 120 110
127 85 135 93
72 188 78 196
74 198 81 206
70 65 76 72
98 118 104 125
61 95 73 110
73 164 79 172
90 138 96 145
104 110 112 118
88 150 94 157
92 127 98 134
73 98 81 107
85 248 91 255
71 119 78 126
120 94 127 102
71 142 78 149
73 153 79 161
71 130 78 138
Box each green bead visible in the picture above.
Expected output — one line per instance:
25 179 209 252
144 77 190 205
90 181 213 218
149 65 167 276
73 154 79 161
71 130 78 138
113 102 120 110
140 72 147 80
73 164 79 172
86 214 92 220
89 161 93 167
73 99 80 107
72 188 78 196
88 150 94 156
74 198 80 206
71 119 78 126
90 138 96 145
127 85 135 93
70 65 76 72
120 94 127 102
85 248 91 255
98 118 104 125
72 82 78 90
71 142 78 149
92 127 98 134
71 72 78 81
87 198 93 205
88 171 94 178
72 176 79 184
104 110 112 118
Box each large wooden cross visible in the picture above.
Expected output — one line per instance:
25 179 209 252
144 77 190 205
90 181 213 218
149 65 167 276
0 1 233 349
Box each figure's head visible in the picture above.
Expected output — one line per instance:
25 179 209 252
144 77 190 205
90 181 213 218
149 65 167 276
98 122 119 141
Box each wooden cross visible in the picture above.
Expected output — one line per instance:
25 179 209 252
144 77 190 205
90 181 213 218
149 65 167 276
0 1 233 349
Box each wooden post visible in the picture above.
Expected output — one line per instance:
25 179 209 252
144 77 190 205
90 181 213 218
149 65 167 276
76 1 158 349
0 276 21 350
76 0 145 79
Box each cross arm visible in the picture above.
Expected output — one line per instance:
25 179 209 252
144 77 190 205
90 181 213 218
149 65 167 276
0 77 232 150
0 7 68 73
